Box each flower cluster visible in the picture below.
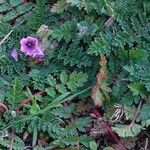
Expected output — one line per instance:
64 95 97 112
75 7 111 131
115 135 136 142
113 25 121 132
20 36 44 59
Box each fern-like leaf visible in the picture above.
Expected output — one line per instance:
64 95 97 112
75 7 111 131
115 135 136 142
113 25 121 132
112 124 143 138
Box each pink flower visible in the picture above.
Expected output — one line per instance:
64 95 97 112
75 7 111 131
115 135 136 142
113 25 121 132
20 36 38 56
33 47 44 59
20 36 44 59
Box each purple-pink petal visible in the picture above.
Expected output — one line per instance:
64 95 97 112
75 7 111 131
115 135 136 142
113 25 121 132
11 49 18 61
32 47 44 59
20 36 45 59
105 17 113 27
20 36 38 56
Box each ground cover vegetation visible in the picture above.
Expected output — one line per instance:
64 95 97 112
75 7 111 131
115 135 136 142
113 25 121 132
0 0 150 149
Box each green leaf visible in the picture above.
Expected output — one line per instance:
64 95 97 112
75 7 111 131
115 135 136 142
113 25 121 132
0 3 11 13
60 71 68 84
45 87 56 98
103 147 114 150
138 104 150 121
87 37 110 55
51 104 75 119
112 124 143 138
55 84 68 94
2 87 92 130
27 0 49 30
3 10 17 22
9 0 21 7
16 3 33 14
89 141 98 150
67 71 88 92
47 75 56 86
27 88 41 114
7 78 25 109
52 21 76 41
128 82 145 96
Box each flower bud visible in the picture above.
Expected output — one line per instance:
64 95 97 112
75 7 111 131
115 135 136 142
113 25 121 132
11 110 16 118
37 25 52 39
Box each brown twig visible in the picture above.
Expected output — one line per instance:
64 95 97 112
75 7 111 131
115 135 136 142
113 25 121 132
0 103 8 113
9 130 15 150
92 109 127 150
144 138 149 150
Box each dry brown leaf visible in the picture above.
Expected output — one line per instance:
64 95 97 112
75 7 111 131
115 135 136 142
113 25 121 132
75 99 94 113
90 118 108 138
92 55 107 107
23 131 29 141
0 103 8 113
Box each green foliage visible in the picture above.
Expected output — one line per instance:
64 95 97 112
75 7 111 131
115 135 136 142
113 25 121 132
51 0 69 14
66 71 88 91
103 147 114 150
29 69 88 92
30 104 92 148
51 104 75 119
66 0 106 12
56 43 93 67
0 54 26 75
87 37 110 55
138 104 150 127
27 0 50 30
6 78 26 109
112 124 143 138
0 0 150 149
89 141 98 150
0 0 33 23
87 0 150 142
52 21 77 41
53 134 92 148
0 135 25 150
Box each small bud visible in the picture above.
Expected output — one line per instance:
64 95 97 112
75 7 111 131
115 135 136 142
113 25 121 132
77 23 89 36
37 25 52 39
78 27 89 36
11 110 16 118
51 4 58 13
